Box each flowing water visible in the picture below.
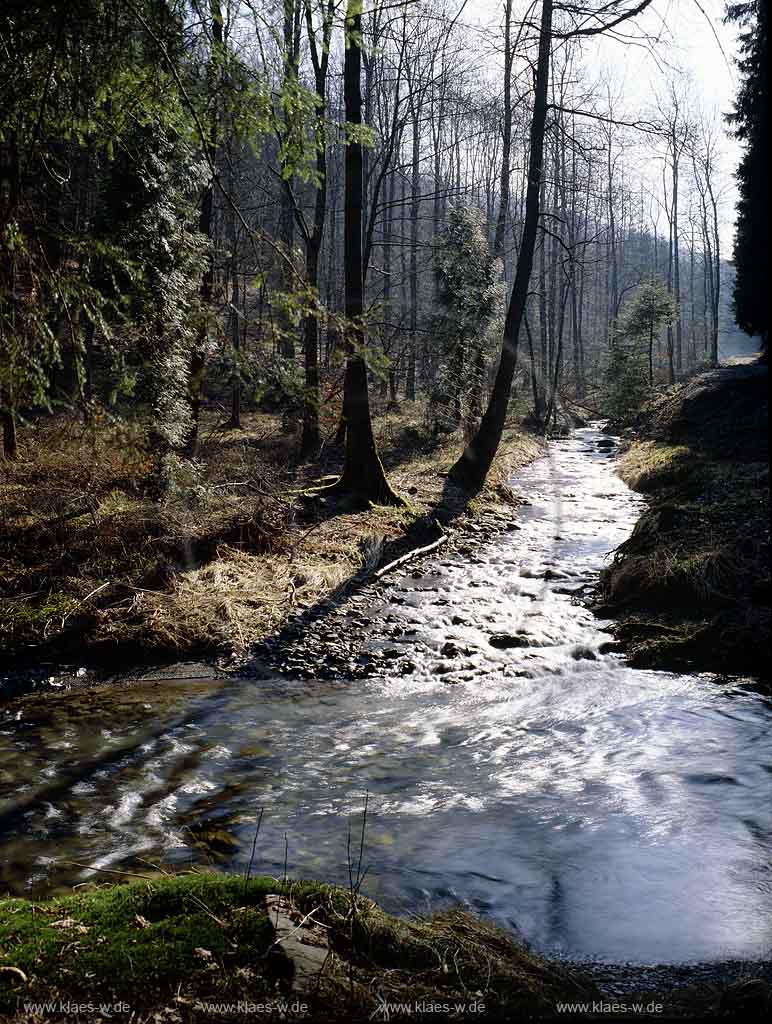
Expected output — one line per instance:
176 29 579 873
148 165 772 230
2 427 771 968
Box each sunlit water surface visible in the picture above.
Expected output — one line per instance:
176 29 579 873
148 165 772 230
2 427 770 965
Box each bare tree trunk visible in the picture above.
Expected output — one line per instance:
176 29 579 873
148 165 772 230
406 92 420 400
537 200 548 421
688 224 696 369
672 135 682 375
707 180 720 365
606 131 619 328
301 0 335 456
493 0 513 258
664 164 675 384
327 1 400 505
223 131 242 430
574 153 590 398
399 169 408 395
0 131 20 459
0 409 17 460
229 265 242 428
278 0 302 361
449 0 554 491
382 165 396 401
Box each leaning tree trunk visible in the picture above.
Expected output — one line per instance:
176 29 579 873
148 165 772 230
449 0 553 492
326 1 401 505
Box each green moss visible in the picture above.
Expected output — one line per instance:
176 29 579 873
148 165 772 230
0 593 85 654
0 874 280 1012
0 873 595 1020
618 441 694 492
610 616 715 671
2 594 78 628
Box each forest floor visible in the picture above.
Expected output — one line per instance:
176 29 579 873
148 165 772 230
597 362 770 686
0 405 543 697
1 872 769 1022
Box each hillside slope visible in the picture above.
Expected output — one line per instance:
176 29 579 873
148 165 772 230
597 364 769 685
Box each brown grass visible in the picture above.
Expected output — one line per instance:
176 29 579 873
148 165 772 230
617 441 694 492
1 408 543 665
599 437 770 681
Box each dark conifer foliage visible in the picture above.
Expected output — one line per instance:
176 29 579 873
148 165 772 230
725 1 769 349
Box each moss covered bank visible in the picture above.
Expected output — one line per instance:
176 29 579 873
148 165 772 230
597 364 769 685
2 873 770 1022
0 873 595 1021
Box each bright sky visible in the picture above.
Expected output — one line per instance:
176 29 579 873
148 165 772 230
468 0 743 251
597 0 741 245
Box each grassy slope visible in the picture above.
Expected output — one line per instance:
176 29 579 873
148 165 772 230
0 409 542 670
0 874 592 1022
598 366 769 682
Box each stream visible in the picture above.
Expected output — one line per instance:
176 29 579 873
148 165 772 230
1 426 771 971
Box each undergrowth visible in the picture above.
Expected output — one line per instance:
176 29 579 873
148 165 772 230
0 408 542 668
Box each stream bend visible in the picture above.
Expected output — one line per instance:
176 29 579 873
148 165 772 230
2 426 771 967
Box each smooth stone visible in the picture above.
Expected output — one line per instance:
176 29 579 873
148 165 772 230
489 633 530 649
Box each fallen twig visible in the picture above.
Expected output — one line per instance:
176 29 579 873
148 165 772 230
61 861 157 881
61 581 112 625
0 966 28 983
373 532 448 580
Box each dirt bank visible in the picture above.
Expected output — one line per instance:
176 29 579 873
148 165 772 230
597 364 769 686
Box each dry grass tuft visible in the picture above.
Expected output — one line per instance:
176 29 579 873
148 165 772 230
283 879 595 1016
1 408 543 666
617 441 694 492
600 418 769 680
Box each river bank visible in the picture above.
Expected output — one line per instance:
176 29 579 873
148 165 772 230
1 873 769 1022
596 364 769 688
2 427 769 952
2 425 771 1017
0 410 543 703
